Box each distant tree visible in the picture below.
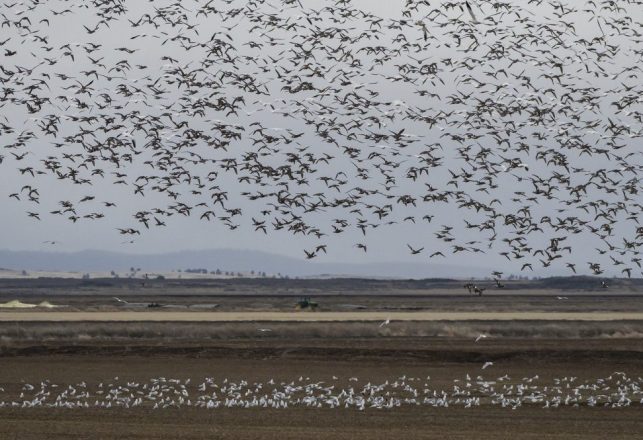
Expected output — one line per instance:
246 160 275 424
110 270 116 277
82 273 90 280
21 270 28 276
215 269 221 275
156 275 165 280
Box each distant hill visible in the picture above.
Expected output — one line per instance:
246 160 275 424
0 249 491 279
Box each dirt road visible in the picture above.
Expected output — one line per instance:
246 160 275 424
2 311 643 322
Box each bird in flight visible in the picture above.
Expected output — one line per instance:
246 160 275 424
464 1 479 23
407 244 424 255
0 0 639 280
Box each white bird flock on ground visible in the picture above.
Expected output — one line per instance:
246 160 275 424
1 372 641 411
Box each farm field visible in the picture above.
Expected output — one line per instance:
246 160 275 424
0 278 642 439
1 338 642 439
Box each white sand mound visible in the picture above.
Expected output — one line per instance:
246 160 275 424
0 300 64 308
0 300 38 308
37 301 61 308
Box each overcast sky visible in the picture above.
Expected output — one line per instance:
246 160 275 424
0 0 641 277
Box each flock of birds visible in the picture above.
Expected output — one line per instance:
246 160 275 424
1 371 641 410
1 0 642 276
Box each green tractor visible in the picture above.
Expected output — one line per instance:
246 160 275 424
295 297 318 310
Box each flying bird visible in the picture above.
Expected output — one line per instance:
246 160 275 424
0 0 638 280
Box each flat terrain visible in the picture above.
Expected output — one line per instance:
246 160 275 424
3 310 643 321
0 277 641 439
2 402 641 440
1 339 642 439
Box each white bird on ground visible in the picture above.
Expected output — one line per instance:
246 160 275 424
257 328 272 332
3 372 642 411
482 362 494 370
379 318 391 327
475 334 488 343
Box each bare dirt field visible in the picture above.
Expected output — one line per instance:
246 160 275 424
0 278 641 439
2 402 641 440
1 338 642 439
3 310 643 321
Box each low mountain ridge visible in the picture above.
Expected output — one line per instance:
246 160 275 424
0 248 490 279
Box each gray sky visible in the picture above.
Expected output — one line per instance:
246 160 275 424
0 0 641 277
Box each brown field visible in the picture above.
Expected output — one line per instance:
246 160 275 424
0 278 642 439
1 338 643 439
3 311 643 321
